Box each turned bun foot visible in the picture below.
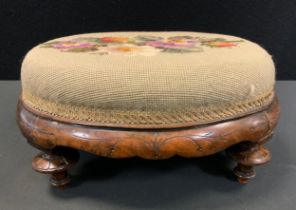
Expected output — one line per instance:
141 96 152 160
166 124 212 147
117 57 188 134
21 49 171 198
227 142 271 184
233 164 256 184
32 148 79 189
17 96 280 187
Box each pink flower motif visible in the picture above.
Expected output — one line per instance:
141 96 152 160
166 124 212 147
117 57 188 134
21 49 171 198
52 41 96 51
146 38 200 49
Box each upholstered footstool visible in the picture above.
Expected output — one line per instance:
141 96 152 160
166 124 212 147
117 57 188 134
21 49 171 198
17 32 280 188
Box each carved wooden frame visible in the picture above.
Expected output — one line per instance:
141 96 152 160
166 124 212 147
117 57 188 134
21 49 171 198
17 95 280 188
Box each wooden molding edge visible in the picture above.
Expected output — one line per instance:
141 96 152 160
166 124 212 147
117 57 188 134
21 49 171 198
17 97 280 160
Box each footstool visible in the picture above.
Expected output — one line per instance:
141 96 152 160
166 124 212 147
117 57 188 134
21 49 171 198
17 32 280 188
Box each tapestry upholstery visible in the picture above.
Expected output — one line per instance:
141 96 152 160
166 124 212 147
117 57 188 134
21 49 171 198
21 32 275 128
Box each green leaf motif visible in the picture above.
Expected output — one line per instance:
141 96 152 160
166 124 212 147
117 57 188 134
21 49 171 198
73 37 102 43
135 35 163 42
65 47 98 52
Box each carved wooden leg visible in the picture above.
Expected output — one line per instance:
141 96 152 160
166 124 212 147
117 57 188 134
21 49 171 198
226 141 271 184
32 147 79 189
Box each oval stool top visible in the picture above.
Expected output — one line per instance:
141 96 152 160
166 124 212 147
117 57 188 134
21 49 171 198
21 31 275 128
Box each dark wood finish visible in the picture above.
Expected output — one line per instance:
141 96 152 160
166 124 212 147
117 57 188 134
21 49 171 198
226 141 271 183
32 148 79 188
17 96 280 187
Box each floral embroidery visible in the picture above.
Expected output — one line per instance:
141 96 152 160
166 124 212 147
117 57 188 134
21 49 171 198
41 35 243 56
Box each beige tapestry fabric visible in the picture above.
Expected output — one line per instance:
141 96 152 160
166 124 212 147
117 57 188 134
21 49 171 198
21 31 275 128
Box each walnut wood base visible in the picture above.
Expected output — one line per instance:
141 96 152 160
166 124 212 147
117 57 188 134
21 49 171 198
226 142 271 184
32 148 79 188
17 97 280 188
